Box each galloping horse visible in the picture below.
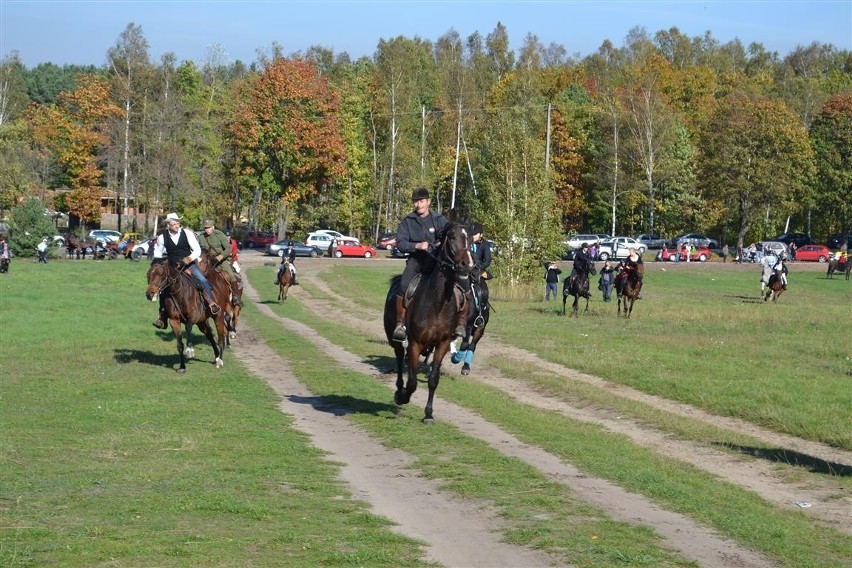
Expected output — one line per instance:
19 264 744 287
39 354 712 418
450 276 490 376
615 261 642 317
763 266 785 302
277 260 293 301
562 262 596 316
383 223 473 423
201 253 240 342
146 259 227 372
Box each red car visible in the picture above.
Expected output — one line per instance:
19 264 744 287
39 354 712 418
242 231 276 249
656 246 712 262
334 238 377 258
794 244 832 262
376 232 397 250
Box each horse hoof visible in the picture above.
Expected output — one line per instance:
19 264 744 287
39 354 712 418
461 364 471 376
228 331 236 340
422 417 435 425
215 358 224 369
451 352 463 364
176 368 186 374
394 391 410 405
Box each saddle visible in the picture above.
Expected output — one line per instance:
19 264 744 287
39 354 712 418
403 273 468 313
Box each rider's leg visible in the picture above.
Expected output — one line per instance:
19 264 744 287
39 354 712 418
392 294 407 341
190 264 220 315
290 264 298 285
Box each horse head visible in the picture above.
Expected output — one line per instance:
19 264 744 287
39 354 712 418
438 223 474 278
145 259 171 302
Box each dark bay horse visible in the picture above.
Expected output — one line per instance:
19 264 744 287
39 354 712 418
562 263 596 316
615 261 643 317
277 260 293 301
146 259 227 373
763 266 785 302
451 276 490 376
826 257 849 280
201 254 240 342
383 223 473 423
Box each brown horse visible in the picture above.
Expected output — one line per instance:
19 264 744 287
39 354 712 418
277 260 293 301
201 254 240 341
826 257 849 280
763 266 785 302
615 261 643 317
65 234 96 260
383 223 473 423
145 259 227 373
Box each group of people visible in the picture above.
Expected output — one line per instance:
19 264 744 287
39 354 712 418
150 214 243 329
545 242 644 302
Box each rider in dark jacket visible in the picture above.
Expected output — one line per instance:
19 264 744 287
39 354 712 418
569 242 592 284
468 223 492 280
392 186 454 342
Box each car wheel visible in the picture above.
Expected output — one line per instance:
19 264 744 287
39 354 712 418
334 250 343 258
309 249 318 258
246 242 255 248
818 255 826 262
132 249 142 261
698 254 707 262
599 252 609 261
364 251 372 258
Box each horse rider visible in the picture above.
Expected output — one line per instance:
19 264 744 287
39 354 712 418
151 212 221 329
616 247 645 295
759 248 779 293
275 242 298 285
568 242 592 288
199 219 243 307
391 186 467 343
467 222 492 329
228 233 241 275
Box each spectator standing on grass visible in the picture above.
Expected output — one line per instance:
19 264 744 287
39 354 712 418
721 244 729 263
544 260 561 301
36 237 49 263
598 260 615 302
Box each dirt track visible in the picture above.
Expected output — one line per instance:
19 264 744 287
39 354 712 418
230 253 850 567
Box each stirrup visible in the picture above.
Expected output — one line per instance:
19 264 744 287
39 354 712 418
209 303 221 315
392 323 407 341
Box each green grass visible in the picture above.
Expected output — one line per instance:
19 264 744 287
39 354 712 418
2 258 850 567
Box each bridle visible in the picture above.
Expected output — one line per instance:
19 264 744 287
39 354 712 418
434 225 473 277
149 261 184 296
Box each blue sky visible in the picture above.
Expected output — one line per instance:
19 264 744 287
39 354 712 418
2 1 850 68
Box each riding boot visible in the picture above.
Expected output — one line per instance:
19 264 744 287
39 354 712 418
392 295 407 341
231 282 243 307
204 291 221 315
152 306 167 329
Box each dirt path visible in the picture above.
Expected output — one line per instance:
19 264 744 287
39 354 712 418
225 255 841 567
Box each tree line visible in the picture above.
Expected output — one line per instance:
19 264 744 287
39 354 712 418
0 22 849 280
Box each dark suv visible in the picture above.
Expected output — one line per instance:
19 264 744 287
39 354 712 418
774 232 813 248
827 232 852 250
242 231 276 249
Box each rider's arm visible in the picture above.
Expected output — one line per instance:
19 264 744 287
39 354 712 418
185 230 203 262
152 235 166 259
395 218 417 254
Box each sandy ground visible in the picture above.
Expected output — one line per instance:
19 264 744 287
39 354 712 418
226 252 849 568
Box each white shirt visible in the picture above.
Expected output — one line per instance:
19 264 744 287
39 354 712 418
152 228 202 262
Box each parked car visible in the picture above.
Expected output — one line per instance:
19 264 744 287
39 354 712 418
376 232 397 250
668 233 719 249
304 232 334 252
656 245 712 262
827 232 852 250
596 237 647 261
243 231 276 249
774 232 813 248
334 238 377 258
88 229 123 243
314 229 346 239
635 233 667 248
564 234 601 249
793 244 832 262
130 237 153 260
265 240 320 258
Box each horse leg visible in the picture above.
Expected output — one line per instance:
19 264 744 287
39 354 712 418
423 341 450 423
198 319 224 368
169 320 187 373
583 294 590 313
561 292 568 315
572 295 579 316
396 343 421 405
461 348 475 376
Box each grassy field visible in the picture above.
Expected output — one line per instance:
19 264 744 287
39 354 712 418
1 257 850 567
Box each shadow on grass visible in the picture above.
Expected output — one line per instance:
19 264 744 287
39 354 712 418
717 443 852 477
722 294 764 304
287 393 398 417
114 345 222 369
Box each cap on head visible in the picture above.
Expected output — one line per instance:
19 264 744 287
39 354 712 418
581 242 589 249
411 187 430 201
164 212 181 223
202 219 214 228
469 222 483 236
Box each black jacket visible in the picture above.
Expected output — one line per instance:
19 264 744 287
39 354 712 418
471 239 492 272
395 210 449 259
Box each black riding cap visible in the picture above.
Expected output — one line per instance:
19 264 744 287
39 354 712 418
411 187 430 201
469 223 483 235
581 242 589 248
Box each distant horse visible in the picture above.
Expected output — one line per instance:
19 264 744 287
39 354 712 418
277 260 293 301
383 223 473 423
66 234 95 260
562 262 596 316
826 257 849 280
145 259 226 373
763 266 785 302
615 261 643 318
451 276 490 376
